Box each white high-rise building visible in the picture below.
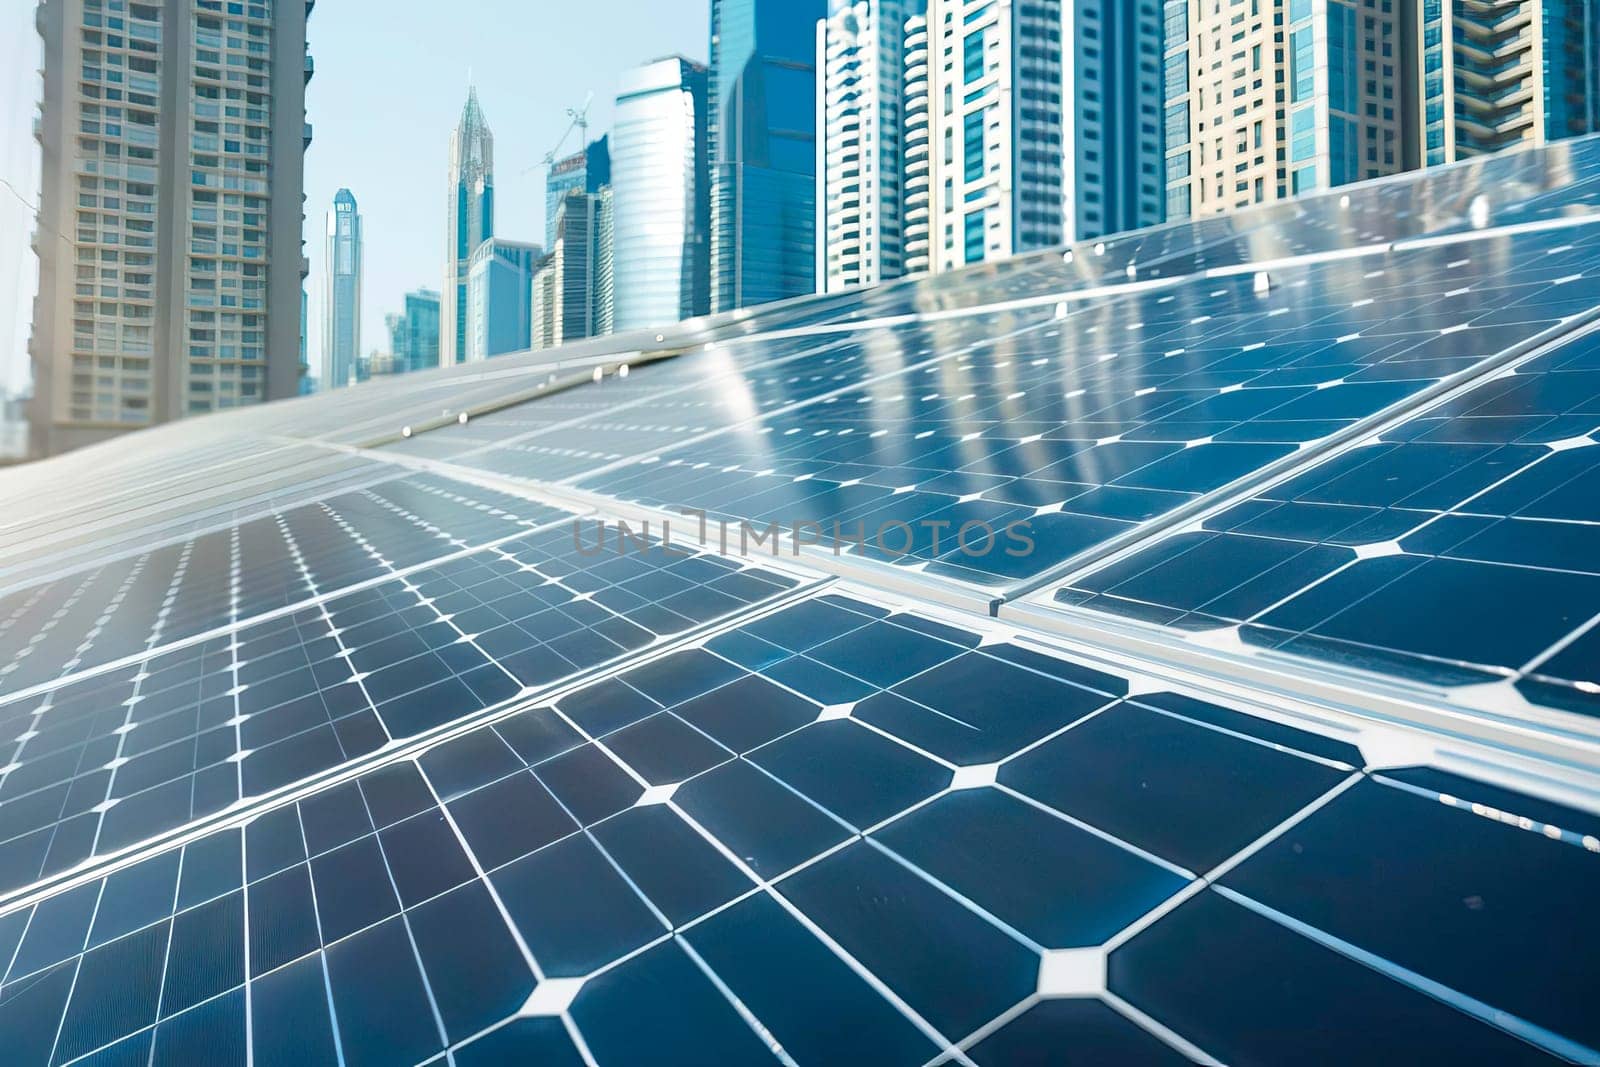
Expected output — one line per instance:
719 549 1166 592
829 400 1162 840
817 0 916 292
322 189 361 389
902 12 932 277
610 57 709 332
443 87 494 367
924 0 1165 273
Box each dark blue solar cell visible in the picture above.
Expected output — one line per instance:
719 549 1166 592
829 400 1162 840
600 711 732 785
1000 702 1348 873
1222 777 1600 1051
1131 691 1363 766
684 892 939 1066
250 953 340 1065
969 998 1191 1066
454 1017 586 1067
446 769 576 872
74 1030 153 1067
591 805 753 927
296 780 374 857
861 650 1115 764
761 654 880 704
553 676 660 737
55 920 167 1062
670 674 821 752
9 879 99 980
807 620 966 688
492 706 585 764
777 840 1038 1038
1376 766 1600 842
533 743 644 825
160 889 243 1017
674 758 852 876
571 939 779 1065
150 987 246 1067
377 810 475 908
309 834 402 942
0 959 76 1066
751 720 952 830
246 864 319 977
876 790 1188 947
618 649 746 708
1111 890 1556 1065
326 916 443 1067
492 833 664 977
357 760 435 828
738 597 878 652
418 728 523 801
244 804 306 882
176 829 242 910
409 881 535 1042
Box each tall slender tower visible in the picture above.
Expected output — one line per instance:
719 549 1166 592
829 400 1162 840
322 189 361 389
443 87 494 367
29 0 312 456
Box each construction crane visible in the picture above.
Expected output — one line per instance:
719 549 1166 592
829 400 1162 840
522 91 595 177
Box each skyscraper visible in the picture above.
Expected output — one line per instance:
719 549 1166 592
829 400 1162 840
817 1 914 292
611 56 710 332
532 190 600 348
1063 1 1166 241
1164 0 1406 220
902 11 932 277
400 287 440 374
1417 1 1600 168
925 0 1065 269
545 136 610 250
709 0 826 312
322 189 362 390
444 87 494 367
594 186 616 336
29 0 312 455
466 239 541 361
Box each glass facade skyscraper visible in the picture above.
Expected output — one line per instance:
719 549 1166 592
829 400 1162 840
396 287 440 374
322 189 362 389
467 239 541 361
545 136 610 250
611 57 710 332
709 0 826 312
444 87 494 366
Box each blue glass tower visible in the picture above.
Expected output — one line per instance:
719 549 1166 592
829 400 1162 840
545 135 611 250
444 88 494 366
708 0 826 313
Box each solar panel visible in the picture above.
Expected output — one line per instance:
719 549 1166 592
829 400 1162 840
4 139 1600 1065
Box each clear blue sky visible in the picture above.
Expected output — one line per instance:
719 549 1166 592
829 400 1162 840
0 0 710 393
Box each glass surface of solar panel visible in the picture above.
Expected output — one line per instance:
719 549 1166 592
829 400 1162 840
1044 319 1600 719
0 525 802 896
5 137 1600 1066
571 225 1600 594
1 588 1592 1065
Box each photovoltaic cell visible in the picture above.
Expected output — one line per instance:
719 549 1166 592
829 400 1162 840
5 138 1600 1065
577 226 1600 592
1 588 1591 1065
0 525 800 895
1047 319 1600 718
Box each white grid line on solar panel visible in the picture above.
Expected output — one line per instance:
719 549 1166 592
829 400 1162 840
1041 314 1600 721
568 228 1600 598
4 586 1594 1066
0 526 806 901
0 476 571 705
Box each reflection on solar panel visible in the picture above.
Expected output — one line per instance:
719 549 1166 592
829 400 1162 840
3 138 1600 1065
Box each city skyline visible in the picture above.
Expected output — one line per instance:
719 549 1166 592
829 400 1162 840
0 0 710 397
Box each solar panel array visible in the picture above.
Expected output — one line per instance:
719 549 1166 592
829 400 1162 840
3 138 1600 1065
